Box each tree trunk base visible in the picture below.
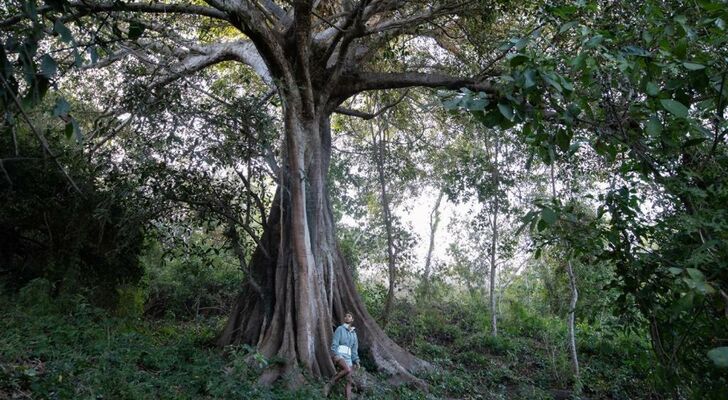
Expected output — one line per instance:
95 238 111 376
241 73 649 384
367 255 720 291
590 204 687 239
216 188 432 389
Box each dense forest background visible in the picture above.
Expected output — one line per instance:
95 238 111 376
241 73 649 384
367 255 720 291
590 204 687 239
1 0 727 399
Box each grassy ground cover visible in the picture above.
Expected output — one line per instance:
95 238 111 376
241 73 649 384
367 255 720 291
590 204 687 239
1 279 659 399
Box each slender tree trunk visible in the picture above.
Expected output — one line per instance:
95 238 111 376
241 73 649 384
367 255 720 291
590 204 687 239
422 190 444 297
217 98 429 387
372 121 397 328
490 135 500 337
551 163 580 389
566 259 580 386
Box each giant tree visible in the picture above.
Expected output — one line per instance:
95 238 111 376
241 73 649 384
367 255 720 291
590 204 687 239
1 0 513 385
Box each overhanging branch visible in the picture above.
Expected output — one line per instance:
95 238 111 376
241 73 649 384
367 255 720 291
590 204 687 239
338 71 496 98
334 89 409 119
1 1 229 27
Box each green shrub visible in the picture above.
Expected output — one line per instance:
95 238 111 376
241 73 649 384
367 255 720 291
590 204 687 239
140 235 244 320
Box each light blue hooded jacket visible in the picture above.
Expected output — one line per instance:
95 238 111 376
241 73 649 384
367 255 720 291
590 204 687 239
331 324 359 365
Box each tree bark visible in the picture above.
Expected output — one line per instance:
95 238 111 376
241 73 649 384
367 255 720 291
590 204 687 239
422 190 444 297
566 259 580 386
217 106 429 387
490 134 500 337
372 120 397 328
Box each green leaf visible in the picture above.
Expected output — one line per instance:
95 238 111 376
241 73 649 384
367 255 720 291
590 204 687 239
523 69 537 88
442 96 461 110
497 103 514 121
571 53 587 71
22 76 50 108
683 137 707 147
668 267 683 275
467 97 488 111
22 0 38 21
556 129 571 152
646 82 660 96
72 48 84 67
686 268 705 281
645 117 662 136
541 73 562 92
39 54 57 78
514 38 529 50
584 35 604 48
623 45 650 57
53 98 70 116
683 62 706 70
64 121 74 138
54 20 73 43
541 208 558 225
674 38 688 59
560 77 574 92
660 99 689 118
708 347 728 368
71 118 83 143
559 21 579 34
476 110 502 128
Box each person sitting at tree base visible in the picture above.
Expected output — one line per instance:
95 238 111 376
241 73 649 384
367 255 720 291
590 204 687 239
323 312 360 399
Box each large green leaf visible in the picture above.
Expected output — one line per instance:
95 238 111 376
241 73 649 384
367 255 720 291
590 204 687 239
646 116 662 136
39 54 57 78
54 20 73 43
53 98 70 116
683 62 706 70
646 82 660 96
541 207 558 225
523 69 537 88
660 99 689 118
497 103 514 121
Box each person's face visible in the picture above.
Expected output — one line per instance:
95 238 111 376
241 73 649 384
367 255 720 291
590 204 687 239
344 313 354 324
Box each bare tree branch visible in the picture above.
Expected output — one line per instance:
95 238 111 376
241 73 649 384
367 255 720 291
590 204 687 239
1 1 229 27
339 71 496 97
160 40 273 86
334 89 409 119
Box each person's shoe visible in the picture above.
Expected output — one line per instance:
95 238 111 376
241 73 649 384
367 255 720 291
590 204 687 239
323 382 331 398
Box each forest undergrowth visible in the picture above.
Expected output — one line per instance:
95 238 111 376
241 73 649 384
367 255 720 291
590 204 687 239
1 278 656 400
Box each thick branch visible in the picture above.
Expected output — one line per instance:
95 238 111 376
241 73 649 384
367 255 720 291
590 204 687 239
1 1 228 27
338 71 496 97
362 3 465 37
164 40 272 86
203 0 287 79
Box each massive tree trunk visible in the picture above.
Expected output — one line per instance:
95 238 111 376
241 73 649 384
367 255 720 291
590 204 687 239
217 97 429 387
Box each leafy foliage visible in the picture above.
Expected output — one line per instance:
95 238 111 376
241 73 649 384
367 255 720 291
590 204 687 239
0 99 146 305
444 0 728 394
